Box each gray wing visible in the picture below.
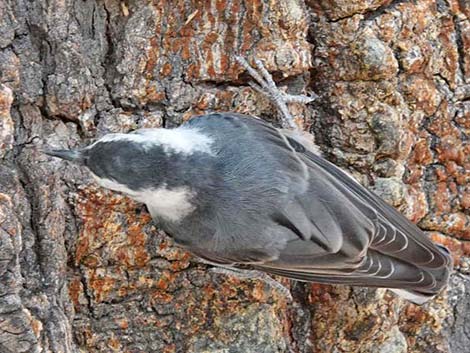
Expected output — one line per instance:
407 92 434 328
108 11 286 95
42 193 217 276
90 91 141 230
257 128 451 296
183 114 452 295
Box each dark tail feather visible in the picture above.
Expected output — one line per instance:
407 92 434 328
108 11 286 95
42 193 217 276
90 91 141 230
256 248 452 304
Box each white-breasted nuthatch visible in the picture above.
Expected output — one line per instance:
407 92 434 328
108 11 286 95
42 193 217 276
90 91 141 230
45 59 451 304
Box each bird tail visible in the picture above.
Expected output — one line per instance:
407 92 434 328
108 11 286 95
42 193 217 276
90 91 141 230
389 289 434 304
389 244 452 304
256 244 452 305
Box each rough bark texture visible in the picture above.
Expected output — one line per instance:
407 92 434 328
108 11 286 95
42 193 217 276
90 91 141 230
1 0 470 352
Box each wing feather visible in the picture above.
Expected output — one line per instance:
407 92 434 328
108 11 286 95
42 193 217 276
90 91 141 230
181 114 451 297
301 148 449 269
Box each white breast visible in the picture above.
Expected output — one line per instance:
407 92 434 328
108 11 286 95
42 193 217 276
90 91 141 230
91 175 196 222
136 185 196 222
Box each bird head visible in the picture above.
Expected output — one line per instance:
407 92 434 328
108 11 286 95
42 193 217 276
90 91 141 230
43 127 213 197
42 134 158 196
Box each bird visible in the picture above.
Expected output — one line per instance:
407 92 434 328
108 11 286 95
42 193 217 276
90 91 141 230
44 58 452 304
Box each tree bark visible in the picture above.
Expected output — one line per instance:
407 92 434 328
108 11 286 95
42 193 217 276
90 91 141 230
1 0 469 352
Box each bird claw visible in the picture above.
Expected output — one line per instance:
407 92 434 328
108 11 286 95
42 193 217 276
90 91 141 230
210 266 293 301
283 92 318 104
235 55 317 130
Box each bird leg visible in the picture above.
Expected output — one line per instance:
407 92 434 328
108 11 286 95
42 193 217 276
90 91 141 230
209 265 293 301
235 56 317 130
194 253 293 300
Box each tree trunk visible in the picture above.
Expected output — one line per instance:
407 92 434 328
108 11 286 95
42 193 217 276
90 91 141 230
1 0 469 352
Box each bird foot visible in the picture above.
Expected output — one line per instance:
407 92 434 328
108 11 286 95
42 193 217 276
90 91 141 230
235 56 317 130
210 266 293 301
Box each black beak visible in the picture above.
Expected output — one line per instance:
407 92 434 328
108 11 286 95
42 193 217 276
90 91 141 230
42 149 84 163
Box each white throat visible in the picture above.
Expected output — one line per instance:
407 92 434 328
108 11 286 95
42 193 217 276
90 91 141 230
140 185 196 222
91 175 196 222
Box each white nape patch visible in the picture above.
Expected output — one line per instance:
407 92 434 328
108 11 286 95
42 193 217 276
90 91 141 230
91 174 195 222
389 288 432 305
94 127 213 155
